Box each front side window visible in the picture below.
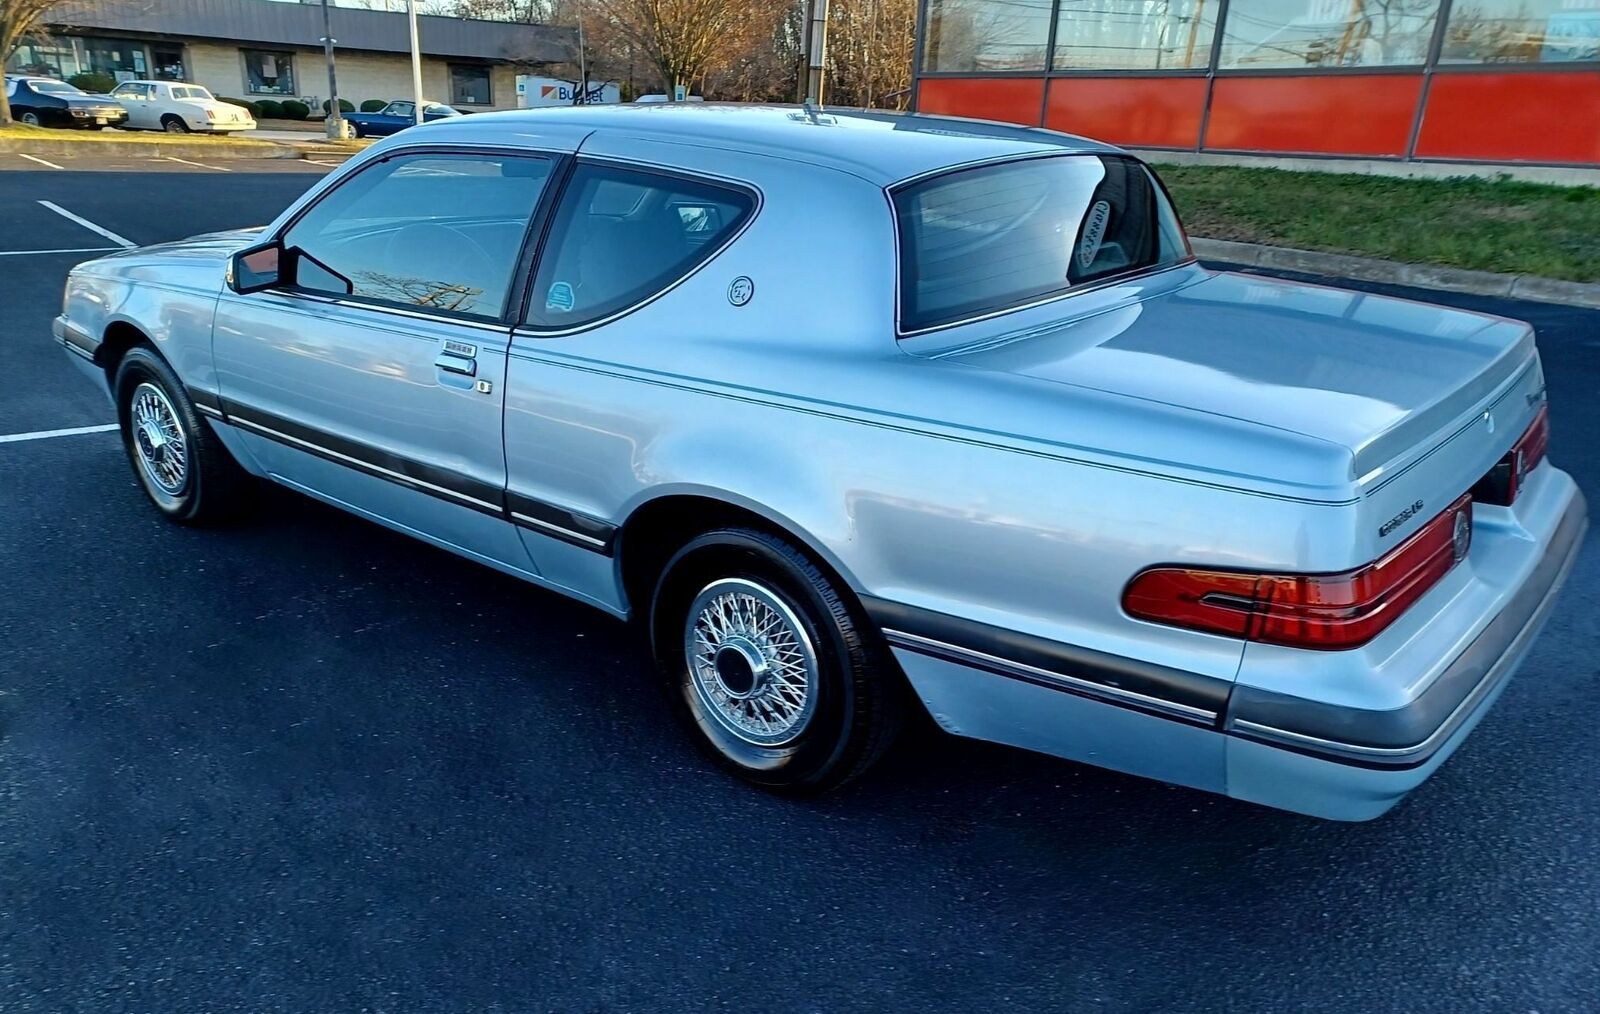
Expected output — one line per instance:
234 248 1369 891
895 155 1189 333
922 0 1055 72
1053 0 1218 70
1441 0 1600 63
449 64 492 105
280 153 554 320
386 101 415 118
244 49 295 95
525 164 755 329
1216 0 1442 68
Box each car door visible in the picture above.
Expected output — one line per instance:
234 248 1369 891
212 149 561 573
383 101 416 134
111 83 150 128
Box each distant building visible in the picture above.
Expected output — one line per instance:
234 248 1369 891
7 0 575 112
911 0 1600 168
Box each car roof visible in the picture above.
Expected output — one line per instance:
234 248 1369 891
413 103 1122 187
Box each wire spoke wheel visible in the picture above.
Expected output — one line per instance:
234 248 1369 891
130 381 189 496
684 578 819 747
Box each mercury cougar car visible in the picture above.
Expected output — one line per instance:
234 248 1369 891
54 105 1586 820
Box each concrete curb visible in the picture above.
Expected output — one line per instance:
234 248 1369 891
0 137 303 160
1190 237 1600 310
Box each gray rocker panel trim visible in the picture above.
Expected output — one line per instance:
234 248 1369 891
863 596 1232 726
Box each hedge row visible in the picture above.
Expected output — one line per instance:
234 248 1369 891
215 96 381 120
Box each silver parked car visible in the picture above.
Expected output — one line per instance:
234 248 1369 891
55 106 1586 820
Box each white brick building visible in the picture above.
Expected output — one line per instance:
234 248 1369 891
9 0 575 113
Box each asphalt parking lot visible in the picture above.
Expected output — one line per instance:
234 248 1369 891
1 158 1597 1013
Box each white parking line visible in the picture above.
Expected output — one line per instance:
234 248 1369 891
0 246 120 257
0 423 118 445
36 200 137 248
166 156 230 172
17 153 64 170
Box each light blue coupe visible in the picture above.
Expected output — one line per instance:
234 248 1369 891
55 105 1585 819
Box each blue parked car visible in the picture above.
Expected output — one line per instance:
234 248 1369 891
343 99 460 138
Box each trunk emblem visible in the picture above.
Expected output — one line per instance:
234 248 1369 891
1452 509 1473 562
1379 500 1425 537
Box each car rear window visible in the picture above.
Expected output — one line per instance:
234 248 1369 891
893 154 1190 333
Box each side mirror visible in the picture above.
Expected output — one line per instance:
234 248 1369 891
229 240 286 294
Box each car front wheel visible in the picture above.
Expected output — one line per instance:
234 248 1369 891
21 112 41 126
114 347 249 524
650 528 905 793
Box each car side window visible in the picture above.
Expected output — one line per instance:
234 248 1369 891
525 164 754 329
279 152 554 320
387 101 414 118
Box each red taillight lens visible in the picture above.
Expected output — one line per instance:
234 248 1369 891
1473 404 1549 506
1123 494 1473 650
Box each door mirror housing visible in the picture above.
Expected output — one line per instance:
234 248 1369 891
229 240 287 294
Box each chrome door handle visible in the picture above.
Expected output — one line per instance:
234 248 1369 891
434 351 476 377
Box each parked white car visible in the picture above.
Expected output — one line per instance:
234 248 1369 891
108 80 256 134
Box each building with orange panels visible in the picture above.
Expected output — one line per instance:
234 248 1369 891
910 0 1600 167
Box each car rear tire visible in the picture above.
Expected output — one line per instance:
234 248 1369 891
21 112 40 126
114 346 250 524
650 528 905 794
162 116 190 134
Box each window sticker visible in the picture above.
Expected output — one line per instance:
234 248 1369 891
1078 200 1112 271
545 280 575 313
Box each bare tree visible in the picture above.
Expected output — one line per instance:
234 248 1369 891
588 0 766 96
1 0 62 124
823 0 915 108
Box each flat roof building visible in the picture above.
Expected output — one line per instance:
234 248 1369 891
910 0 1600 168
8 0 575 112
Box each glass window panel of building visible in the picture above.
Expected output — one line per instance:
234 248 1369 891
1053 0 1220 70
923 0 1056 71
1442 0 1600 63
1216 0 1443 68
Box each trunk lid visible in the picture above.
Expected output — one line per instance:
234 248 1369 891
920 270 1540 490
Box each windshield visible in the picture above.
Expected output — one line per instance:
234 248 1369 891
424 104 460 116
30 79 83 95
893 154 1191 333
171 85 213 101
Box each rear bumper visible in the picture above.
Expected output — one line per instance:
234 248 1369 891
1225 479 1585 819
876 470 1587 821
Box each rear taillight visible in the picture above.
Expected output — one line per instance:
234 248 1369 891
1123 494 1473 650
1472 404 1549 506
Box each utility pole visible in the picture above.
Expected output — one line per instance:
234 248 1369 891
407 0 425 124
805 0 829 105
576 6 588 104
319 0 345 139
